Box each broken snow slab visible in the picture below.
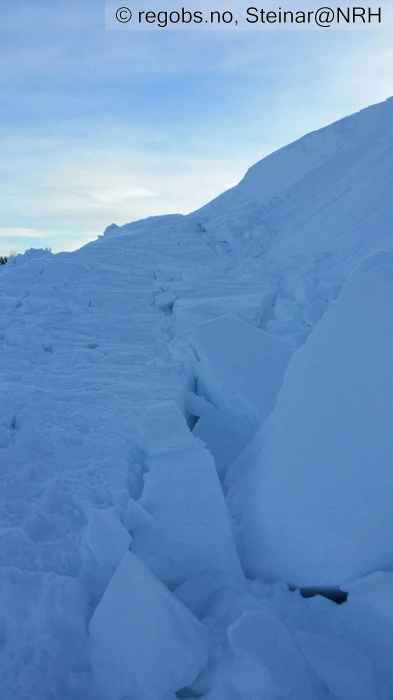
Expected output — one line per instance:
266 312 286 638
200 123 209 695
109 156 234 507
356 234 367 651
295 630 376 700
174 293 264 337
277 589 393 700
187 392 248 476
187 315 291 473
191 315 291 427
238 251 393 587
135 447 244 585
132 403 243 585
228 608 319 698
89 552 208 700
83 507 131 593
344 571 393 620
139 400 196 454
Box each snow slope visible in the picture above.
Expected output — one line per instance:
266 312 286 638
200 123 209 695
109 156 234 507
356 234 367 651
193 96 393 260
0 96 392 699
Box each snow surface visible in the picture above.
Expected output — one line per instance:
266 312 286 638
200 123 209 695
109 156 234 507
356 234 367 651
1 96 393 699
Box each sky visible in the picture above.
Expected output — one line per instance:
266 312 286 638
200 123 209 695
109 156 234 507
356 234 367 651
1 0 392 254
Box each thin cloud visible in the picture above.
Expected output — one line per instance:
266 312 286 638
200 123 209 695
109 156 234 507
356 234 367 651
0 227 43 239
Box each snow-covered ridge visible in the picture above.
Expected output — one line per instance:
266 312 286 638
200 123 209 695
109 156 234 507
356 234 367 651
1 96 392 699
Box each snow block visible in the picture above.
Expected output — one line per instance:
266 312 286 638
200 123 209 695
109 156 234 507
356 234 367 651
239 252 393 586
228 609 317 697
133 402 243 585
189 315 291 472
83 508 131 589
174 293 263 337
139 400 196 453
192 315 291 426
186 392 247 476
343 572 393 698
345 571 393 621
89 552 208 700
295 630 376 700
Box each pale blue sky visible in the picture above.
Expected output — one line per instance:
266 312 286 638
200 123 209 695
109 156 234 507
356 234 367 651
1 0 392 254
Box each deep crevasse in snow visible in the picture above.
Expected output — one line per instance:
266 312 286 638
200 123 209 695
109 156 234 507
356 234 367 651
0 96 393 699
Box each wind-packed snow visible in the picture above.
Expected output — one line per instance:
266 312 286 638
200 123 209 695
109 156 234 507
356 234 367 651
1 97 393 699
